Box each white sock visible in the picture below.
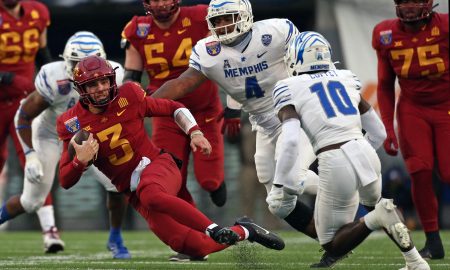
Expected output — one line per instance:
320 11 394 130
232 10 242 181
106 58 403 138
205 223 218 236
402 247 422 264
240 226 250 240
363 211 380 231
36 205 56 232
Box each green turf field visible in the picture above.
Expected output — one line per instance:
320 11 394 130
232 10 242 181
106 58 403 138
0 230 448 269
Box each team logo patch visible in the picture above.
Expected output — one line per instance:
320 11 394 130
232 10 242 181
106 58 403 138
136 23 150 38
379 30 392 45
57 79 71 95
64 116 80 134
261 34 272 46
206 41 221 56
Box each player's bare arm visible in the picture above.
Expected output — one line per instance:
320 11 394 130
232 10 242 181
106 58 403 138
151 67 207 100
359 94 387 150
15 91 50 150
277 105 300 122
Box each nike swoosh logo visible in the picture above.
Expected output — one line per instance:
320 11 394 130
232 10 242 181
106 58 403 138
177 29 187 35
426 37 435 42
247 222 270 235
205 117 215 123
117 109 126 116
257 51 268 58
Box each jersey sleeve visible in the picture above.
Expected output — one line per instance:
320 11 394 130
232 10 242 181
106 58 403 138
34 64 57 104
272 80 295 115
30 1 51 29
189 41 205 74
121 16 141 49
275 19 299 51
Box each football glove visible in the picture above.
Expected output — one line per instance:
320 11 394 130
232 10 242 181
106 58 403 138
383 129 399 156
25 150 44 184
218 107 241 137
0 71 15 85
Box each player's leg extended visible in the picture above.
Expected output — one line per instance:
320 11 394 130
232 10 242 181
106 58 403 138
255 130 316 238
90 167 130 259
193 112 226 207
397 100 444 259
151 117 194 205
433 101 450 183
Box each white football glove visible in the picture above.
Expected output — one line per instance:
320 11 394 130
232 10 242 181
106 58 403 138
266 185 298 219
25 150 44 184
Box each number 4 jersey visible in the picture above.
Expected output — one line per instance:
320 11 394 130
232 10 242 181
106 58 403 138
273 69 364 153
0 1 50 79
372 13 449 105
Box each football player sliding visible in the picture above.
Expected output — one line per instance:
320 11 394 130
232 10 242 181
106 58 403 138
56 55 285 258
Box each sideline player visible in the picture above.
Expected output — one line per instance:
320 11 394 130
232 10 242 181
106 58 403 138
372 0 448 259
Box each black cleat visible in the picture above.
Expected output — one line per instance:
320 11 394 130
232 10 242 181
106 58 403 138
169 253 208 262
235 216 285 250
210 182 227 207
207 226 239 245
419 244 445 260
310 251 352 268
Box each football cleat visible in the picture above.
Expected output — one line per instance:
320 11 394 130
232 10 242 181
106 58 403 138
372 199 412 249
210 182 227 207
418 242 445 260
399 258 430 270
43 226 65 253
207 226 240 245
107 240 131 259
310 250 352 268
168 253 208 262
235 216 285 250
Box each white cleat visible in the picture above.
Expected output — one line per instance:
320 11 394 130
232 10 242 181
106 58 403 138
374 199 411 249
43 226 65 254
399 258 430 270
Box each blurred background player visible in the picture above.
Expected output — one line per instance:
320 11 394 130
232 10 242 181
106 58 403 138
0 31 131 259
372 0 448 259
121 0 227 213
0 0 56 252
274 30 429 270
56 55 285 259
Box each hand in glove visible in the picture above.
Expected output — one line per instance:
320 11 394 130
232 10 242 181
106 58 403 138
24 150 44 184
217 107 241 138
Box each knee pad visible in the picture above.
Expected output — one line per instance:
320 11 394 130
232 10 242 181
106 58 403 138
20 194 45 213
300 170 319 195
359 179 381 207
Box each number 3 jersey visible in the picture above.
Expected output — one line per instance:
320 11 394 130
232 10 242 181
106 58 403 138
372 13 449 105
0 1 49 79
273 69 364 153
189 18 297 132
56 82 185 192
33 60 124 139
121 5 220 113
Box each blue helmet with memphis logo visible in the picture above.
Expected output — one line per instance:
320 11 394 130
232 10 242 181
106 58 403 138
206 0 253 45
61 31 106 78
285 31 335 76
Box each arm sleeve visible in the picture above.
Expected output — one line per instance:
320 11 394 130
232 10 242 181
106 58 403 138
375 50 397 133
360 108 387 150
34 66 55 104
283 19 300 50
273 81 295 115
273 118 301 187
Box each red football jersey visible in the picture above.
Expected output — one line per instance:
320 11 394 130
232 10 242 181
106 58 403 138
122 5 220 113
0 1 50 79
373 13 449 104
56 82 186 192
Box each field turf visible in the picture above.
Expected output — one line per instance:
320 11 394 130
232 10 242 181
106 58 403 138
0 230 449 269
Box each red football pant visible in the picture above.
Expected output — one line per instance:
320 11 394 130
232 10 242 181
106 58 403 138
151 110 224 203
397 98 450 232
128 153 233 256
0 100 53 206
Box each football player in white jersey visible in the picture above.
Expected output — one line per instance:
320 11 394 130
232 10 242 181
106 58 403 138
273 31 429 270
151 0 327 257
0 32 131 259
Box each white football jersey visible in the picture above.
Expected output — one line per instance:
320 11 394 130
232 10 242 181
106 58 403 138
33 60 124 138
273 69 364 152
190 18 298 133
